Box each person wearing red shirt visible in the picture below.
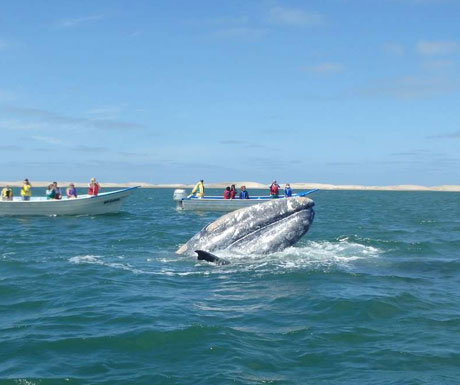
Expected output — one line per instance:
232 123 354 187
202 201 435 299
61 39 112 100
270 180 279 198
88 178 100 196
223 186 231 199
229 184 236 199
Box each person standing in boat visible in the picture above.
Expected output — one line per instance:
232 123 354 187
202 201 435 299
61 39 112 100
88 178 100 196
229 184 236 199
223 186 231 199
66 183 77 199
239 185 249 199
1 185 13 200
191 179 204 198
284 183 292 197
20 179 32 201
269 180 279 198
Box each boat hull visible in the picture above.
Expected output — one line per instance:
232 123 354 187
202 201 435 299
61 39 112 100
179 197 271 211
0 187 138 216
175 189 319 212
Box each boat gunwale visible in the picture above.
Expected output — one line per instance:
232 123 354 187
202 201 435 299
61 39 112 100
183 189 318 201
0 186 140 204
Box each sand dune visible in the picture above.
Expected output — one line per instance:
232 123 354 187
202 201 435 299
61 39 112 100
1 181 459 192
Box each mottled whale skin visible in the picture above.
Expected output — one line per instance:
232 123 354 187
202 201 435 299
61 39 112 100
177 197 315 256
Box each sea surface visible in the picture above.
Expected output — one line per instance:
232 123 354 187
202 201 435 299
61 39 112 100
1 188 459 385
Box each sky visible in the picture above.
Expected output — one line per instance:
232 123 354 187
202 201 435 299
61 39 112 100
0 0 459 185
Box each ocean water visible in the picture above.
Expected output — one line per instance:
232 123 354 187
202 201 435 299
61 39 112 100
1 188 459 385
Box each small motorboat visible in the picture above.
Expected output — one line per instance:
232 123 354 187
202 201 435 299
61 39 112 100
0 186 139 216
173 188 318 211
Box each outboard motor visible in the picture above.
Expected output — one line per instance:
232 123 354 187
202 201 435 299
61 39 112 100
173 189 187 210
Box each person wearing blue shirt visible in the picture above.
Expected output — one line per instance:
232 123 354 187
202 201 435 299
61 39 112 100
284 183 292 197
239 185 249 199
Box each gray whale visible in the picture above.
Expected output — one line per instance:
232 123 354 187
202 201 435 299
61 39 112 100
177 197 315 257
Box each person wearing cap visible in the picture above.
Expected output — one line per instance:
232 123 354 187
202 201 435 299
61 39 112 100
88 178 100 196
269 180 279 198
191 179 204 198
284 183 292 197
1 185 13 200
20 179 32 201
66 183 77 199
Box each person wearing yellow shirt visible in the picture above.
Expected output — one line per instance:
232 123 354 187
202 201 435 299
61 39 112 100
1 185 13 200
20 178 32 201
191 179 204 198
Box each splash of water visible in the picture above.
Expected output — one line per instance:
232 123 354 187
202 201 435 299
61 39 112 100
69 239 381 276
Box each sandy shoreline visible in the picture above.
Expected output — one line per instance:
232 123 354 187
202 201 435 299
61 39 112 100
1 181 459 192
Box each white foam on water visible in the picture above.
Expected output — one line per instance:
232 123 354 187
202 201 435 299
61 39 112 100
1 251 17 261
68 239 382 277
208 239 382 273
69 255 147 275
69 255 206 277
15 380 38 385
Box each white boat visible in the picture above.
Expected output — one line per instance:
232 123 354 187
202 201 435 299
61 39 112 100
173 189 318 211
0 187 139 216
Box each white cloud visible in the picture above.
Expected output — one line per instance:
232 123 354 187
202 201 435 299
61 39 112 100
31 135 64 145
0 144 21 151
55 15 104 29
404 0 452 3
0 119 47 130
302 63 344 73
129 30 142 38
432 130 460 139
209 15 250 26
0 105 145 131
422 59 455 70
215 27 268 40
0 39 8 51
356 75 460 99
0 89 16 102
85 106 123 120
416 40 460 56
267 7 322 27
219 140 269 149
383 43 405 55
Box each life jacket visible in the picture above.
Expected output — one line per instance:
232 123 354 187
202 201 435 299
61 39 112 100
88 183 99 196
67 188 77 197
230 189 235 199
192 182 204 197
270 184 279 195
223 190 231 199
21 184 31 197
2 188 12 198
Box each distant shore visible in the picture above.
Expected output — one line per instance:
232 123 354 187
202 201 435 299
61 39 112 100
1 181 459 192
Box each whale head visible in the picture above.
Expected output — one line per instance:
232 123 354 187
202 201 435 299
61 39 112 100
176 197 315 256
